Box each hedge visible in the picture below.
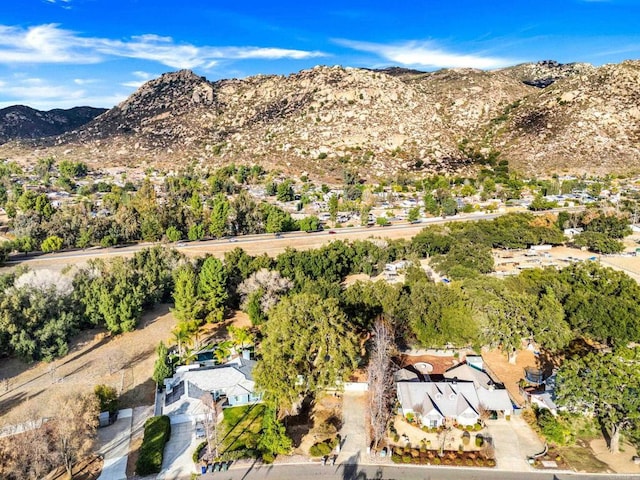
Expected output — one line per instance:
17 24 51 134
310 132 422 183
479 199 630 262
136 415 171 475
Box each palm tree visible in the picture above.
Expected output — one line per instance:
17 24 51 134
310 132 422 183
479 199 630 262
172 327 191 359
228 326 255 350
214 341 233 364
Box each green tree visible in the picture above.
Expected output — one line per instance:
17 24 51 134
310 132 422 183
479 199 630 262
573 231 624 254
58 160 88 178
188 223 205 241
76 229 92 249
328 194 339 222
165 226 182 242
152 341 172 385
409 282 478 347
198 256 228 322
172 264 203 331
254 293 358 414
407 206 421 223
94 384 119 414
298 216 321 232
423 192 440 216
209 193 230 238
35 194 55 219
276 180 294 202
228 325 255 350
258 406 292 456
41 235 64 253
557 348 640 453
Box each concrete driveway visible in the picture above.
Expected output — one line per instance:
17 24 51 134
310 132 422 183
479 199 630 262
336 392 367 464
96 408 133 480
486 416 545 471
157 420 199 480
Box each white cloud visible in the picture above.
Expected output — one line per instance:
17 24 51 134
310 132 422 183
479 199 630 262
0 76 125 109
0 24 100 64
336 39 516 70
73 78 100 85
0 23 326 68
120 70 157 88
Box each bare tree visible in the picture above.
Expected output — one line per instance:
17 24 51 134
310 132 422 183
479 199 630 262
51 391 100 477
238 269 292 312
367 318 396 450
200 393 221 460
0 401 56 480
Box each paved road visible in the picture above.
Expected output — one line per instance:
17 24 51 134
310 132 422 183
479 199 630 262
96 408 132 480
202 462 637 480
3 207 584 268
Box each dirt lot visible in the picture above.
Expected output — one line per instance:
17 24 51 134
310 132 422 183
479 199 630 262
481 348 538 406
493 233 640 283
0 304 177 427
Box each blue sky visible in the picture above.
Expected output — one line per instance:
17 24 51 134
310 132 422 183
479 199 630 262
1 0 639 109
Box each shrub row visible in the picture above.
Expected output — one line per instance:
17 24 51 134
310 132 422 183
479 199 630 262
391 453 496 467
136 415 171 475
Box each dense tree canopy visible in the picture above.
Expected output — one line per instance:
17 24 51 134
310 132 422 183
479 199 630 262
557 348 640 453
254 293 359 414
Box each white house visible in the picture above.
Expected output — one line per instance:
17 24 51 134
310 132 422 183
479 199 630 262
163 356 261 418
396 381 512 427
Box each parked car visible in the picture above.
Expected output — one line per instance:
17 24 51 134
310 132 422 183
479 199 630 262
195 423 205 438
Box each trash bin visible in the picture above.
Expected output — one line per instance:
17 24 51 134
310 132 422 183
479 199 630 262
201 465 207 474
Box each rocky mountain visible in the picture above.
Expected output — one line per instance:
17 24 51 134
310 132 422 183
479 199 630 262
498 60 595 88
0 105 106 144
490 60 640 175
2 60 639 178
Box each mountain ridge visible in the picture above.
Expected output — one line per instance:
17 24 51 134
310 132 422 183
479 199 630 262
1 60 639 178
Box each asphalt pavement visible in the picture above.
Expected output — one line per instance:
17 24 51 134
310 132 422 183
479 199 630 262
201 462 636 480
96 408 132 480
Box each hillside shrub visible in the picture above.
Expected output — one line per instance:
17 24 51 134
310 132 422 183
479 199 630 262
136 415 171 475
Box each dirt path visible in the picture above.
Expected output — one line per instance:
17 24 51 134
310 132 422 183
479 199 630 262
0 304 177 426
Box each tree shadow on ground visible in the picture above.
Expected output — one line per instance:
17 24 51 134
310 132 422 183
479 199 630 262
284 396 314 448
219 403 265 452
340 452 367 480
119 378 155 409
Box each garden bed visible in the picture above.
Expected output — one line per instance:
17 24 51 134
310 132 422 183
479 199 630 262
390 446 495 467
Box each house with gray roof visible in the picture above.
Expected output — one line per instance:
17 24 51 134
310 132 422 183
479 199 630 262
397 382 480 427
396 355 513 427
163 356 261 417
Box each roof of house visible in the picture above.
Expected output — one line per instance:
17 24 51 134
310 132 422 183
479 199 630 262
443 363 493 389
476 387 513 412
397 382 480 419
167 357 256 398
394 367 421 382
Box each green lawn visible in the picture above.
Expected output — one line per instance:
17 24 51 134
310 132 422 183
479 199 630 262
220 404 266 452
